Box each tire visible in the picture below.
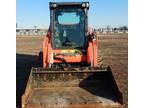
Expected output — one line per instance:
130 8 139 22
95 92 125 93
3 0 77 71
38 51 43 67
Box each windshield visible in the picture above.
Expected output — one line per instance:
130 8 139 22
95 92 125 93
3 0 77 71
53 7 85 49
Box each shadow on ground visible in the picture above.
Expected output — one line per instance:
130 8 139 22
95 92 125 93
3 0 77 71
79 68 123 104
16 53 37 108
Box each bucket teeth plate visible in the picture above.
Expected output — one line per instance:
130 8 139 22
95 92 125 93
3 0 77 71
31 66 108 87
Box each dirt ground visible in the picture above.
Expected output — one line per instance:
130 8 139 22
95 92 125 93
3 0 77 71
16 34 128 108
98 34 128 108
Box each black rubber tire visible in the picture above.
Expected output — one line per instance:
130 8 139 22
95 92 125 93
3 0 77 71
38 51 43 67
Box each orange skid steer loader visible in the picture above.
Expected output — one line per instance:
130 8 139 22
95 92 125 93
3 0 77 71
22 2 123 108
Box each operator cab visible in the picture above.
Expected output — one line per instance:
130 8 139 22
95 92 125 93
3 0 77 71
49 2 89 49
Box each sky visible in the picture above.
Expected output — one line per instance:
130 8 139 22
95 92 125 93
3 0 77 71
16 0 128 29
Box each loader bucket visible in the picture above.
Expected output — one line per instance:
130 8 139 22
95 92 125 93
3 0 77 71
22 66 123 108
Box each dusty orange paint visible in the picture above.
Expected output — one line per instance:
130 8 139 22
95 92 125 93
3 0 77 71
43 36 48 68
42 30 98 68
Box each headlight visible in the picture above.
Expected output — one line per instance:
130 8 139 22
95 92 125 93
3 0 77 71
50 3 57 8
52 3 57 8
82 3 86 7
86 2 89 8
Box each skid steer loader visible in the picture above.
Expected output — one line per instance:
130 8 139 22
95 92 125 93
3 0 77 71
22 2 123 108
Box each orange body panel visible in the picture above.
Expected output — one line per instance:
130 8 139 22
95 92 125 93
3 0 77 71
43 32 53 68
43 29 98 68
92 37 98 67
43 36 48 68
87 42 92 64
87 32 98 67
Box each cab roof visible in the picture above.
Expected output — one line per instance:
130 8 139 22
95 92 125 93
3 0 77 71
49 2 89 9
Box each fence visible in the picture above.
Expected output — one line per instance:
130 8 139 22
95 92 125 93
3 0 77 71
16 29 128 36
16 29 47 36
